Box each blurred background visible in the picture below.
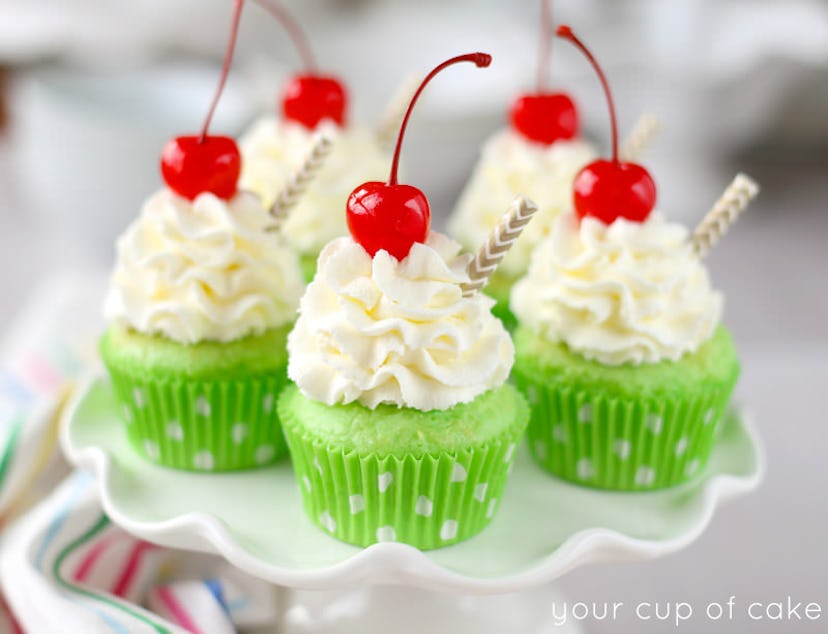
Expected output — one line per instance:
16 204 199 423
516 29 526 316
0 0 826 632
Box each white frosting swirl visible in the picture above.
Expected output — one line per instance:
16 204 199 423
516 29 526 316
239 117 389 255
104 189 305 344
449 128 596 276
511 212 723 365
287 232 514 411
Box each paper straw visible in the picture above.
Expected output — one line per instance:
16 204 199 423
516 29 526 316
691 173 759 257
268 134 333 228
620 113 662 161
375 74 422 151
460 197 539 297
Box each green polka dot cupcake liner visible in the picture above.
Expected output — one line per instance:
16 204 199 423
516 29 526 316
511 370 737 491
106 367 290 472
279 408 525 551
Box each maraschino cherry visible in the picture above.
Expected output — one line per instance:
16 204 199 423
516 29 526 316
160 0 244 201
347 53 492 261
509 0 578 145
556 25 656 224
256 0 347 129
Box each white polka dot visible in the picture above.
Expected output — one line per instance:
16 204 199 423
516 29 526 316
302 475 312 492
503 443 516 463
231 423 248 444
473 483 488 502
486 499 497 519
645 414 663 435
348 494 365 514
534 440 548 461
122 405 134 424
704 408 716 425
613 439 631 460
578 404 592 423
195 396 211 417
675 437 689 456
193 451 215 471
143 440 159 460
255 445 275 464
577 458 594 480
166 421 184 441
686 459 701 476
262 394 275 413
635 466 656 487
378 471 393 492
526 385 538 404
376 526 396 542
450 463 467 483
440 520 459 541
553 425 568 443
319 511 336 533
313 458 324 475
415 496 433 517
132 388 146 409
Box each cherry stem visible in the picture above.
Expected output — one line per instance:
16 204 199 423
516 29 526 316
254 0 317 71
556 24 619 163
389 52 492 186
200 0 245 142
536 0 553 93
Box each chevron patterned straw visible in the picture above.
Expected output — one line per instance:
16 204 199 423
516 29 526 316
691 173 759 257
620 113 662 161
267 134 333 229
375 73 422 151
460 197 539 297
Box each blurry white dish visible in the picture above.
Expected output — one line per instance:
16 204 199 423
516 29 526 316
62 376 762 594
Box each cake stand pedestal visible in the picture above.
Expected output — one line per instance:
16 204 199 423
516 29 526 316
61 376 763 633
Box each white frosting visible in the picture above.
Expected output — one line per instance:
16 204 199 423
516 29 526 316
104 189 305 344
449 128 596 276
287 232 514 411
239 117 389 255
511 212 723 365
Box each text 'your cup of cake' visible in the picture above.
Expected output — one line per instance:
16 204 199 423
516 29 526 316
279 53 542 549
101 0 311 472
509 25 760 491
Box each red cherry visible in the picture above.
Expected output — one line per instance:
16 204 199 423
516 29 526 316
573 160 656 223
160 0 244 201
282 74 347 129
161 136 241 201
509 93 578 144
347 183 430 260
510 0 579 145
346 52 492 260
557 24 656 223
255 1 348 129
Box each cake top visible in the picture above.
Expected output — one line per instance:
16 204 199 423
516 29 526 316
104 189 305 344
287 231 513 410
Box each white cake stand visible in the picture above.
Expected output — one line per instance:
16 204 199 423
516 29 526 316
61 376 763 633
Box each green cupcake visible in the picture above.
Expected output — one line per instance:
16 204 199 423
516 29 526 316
282 231 526 549
510 211 740 491
101 188 305 471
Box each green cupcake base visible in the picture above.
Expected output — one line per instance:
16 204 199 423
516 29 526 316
512 326 740 491
483 269 518 332
299 252 318 283
278 384 529 549
101 326 292 472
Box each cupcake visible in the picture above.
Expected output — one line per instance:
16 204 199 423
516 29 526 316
101 1 305 472
279 53 529 549
509 25 750 491
448 2 596 328
238 2 388 280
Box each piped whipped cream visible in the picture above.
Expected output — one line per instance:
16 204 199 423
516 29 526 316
511 212 723 365
449 128 596 276
104 189 305 344
287 232 514 411
239 117 389 255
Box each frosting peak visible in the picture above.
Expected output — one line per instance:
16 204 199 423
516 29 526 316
511 212 723 365
288 232 514 411
104 189 305 344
